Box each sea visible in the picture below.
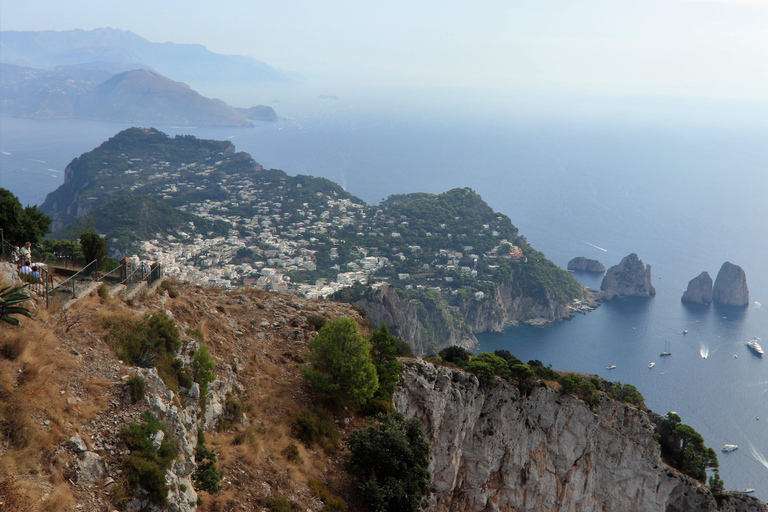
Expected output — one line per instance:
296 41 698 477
1 91 767 498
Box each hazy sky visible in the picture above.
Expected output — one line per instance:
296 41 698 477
2 0 768 101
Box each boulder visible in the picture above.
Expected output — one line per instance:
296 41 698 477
567 257 606 273
712 262 749 307
600 253 656 300
0 262 22 286
681 272 713 305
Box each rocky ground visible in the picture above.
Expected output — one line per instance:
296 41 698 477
0 264 368 512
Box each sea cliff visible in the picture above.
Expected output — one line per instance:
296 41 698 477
394 361 766 512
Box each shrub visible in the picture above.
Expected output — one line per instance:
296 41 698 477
609 382 645 408
369 322 404 402
301 318 379 406
509 364 536 391
494 349 522 367
465 360 495 385
363 398 393 416
347 413 431 512
193 431 222 494
304 314 327 331
290 408 340 453
281 443 303 464
438 345 471 365
308 479 347 512
225 394 244 423
265 495 292 512
558 373 583 394
105 311 180 368
160 280 179 298
120 411 179 507
473 352 511 379
192 343 216 399
534 365 560 381
97 284 110 301
127 375 146 403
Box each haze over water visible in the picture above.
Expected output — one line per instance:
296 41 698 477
1 93 767 498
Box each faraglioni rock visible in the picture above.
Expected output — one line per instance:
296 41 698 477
712 262 749 307
567 256 606 273
394 361 767 512
600 253 656 300
681 271 713 305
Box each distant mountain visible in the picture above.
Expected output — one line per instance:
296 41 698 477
0 65 254 126
77 69 252 126
0 28 289 87
235 105 278 121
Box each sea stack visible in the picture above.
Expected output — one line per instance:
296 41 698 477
681 272 713 305
600 253 656 301
712 262 749 307
567 257 606 273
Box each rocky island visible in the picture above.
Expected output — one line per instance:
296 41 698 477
567 256 605 273
712 262 749 307
681 271 713 305
600 253 656 300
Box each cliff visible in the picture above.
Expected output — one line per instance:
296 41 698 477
351 283 477 356
235 105 278 121
682 271 713 305
567 257 606 273
394 361 766 512
712 262 749 307
600 253 656 300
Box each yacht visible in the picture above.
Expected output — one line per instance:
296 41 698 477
746 337 764 357
722 444 738 452
660 341 672 357
648 362 655 368
606 365 616 370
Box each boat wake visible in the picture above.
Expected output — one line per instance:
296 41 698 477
754 301 762 308
748 441 768 471
585 242 607 252
700 344 709 359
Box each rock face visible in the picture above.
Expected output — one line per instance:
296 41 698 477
600 253 656 300
712 262 749 307
681 272 713 305
394 361 767 512
353 283 477 356
567 257 606 273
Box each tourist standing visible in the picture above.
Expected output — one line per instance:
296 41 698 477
19 242 32 263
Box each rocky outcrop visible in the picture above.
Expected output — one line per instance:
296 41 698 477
235 105 278 121
567 257 606 273
394 361 767 512
0 262 22 286
353 283 477 356
600 253 656 300
681 272 713 305
712 262 749 307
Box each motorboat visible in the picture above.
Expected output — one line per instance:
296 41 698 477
683 330 688 335
740 489 755 493
746 337 764 357
648 362 655 368
606 365 616 370
721 444 738 452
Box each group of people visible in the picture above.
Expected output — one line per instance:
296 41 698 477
10 242 41 280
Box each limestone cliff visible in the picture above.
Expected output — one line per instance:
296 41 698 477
682 271 713 305
567 257 606 273
394 361 766 512
352 283 477 356
600 253 656 300
712 262 749 307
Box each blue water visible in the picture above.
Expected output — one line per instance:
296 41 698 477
1 98 767 498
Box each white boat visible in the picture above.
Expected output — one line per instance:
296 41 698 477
722 444 738 452
747 337 764 357
648 362 655 368
683 330 688 335
740 489 755 493
606 365 616 370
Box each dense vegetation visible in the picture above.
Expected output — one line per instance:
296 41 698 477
0 188 51 247
655 412 719 482
347 413 431 512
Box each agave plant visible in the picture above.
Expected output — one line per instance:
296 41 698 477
0 285 32 326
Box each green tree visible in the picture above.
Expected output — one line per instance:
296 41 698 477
79 232 107 268
609 382 645 408
438 345 471 366
0 188 51 246
301 318 379 406
473 352 511 379
656 412 719 482
509 363 536 390
0 286 32 326
369 322 404 402
347 413 430 512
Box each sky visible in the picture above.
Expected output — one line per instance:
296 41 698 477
1 0 768 101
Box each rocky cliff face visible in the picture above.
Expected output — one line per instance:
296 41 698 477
394 361 766 512
681 271 713 305
712 262 749 307
600 253 656 300
353 283 477 356
458 280 587 332
567 257 606 273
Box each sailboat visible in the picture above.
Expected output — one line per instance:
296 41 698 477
660 341 672 357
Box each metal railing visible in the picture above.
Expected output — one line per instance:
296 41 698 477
49 259 99 301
